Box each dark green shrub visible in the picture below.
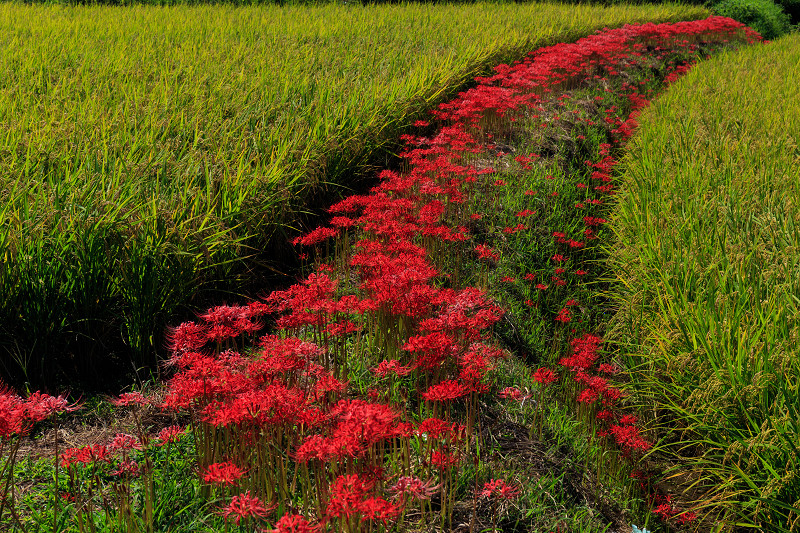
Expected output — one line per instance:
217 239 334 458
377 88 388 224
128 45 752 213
713 0 791 39
775 0 800 25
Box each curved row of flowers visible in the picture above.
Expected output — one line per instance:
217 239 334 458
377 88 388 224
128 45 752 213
1 17 760 532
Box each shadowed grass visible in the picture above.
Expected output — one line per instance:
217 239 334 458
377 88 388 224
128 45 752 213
610 33 800 531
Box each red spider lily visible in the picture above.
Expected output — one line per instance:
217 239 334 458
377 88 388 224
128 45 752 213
502 224 526 234
594 179 614 194
602 386 625 405
201 305 263 342
516 209 536 217
356 253 441 318
403 332 458 371
325 320 362 337
201 384 310 428
558 334 603 371
111 459 140 478
0 389 79 439
577 388 599 405
585 375 609 393
167 321 208 355
583 216 607 227
22 392 80 422
358 497 401 523
219 491 274 525
313 372 349 398
296 400 405 463
247 301 272 318
325 474 400 524
251 336 322 378
269 514 320 533
111 391 150 407
203 462 244 485
480 479 520 500
292 226 338 247
514 154 534 169
430 449 460 469
372 359 413 378
458 346 495 393
418 200 446 226
418 287 504 342
653 496 677 520
108 434 142 453
609 423 651 451
499 387 532 403
421 380 467 402
597 363 619 375
474 244 500 262
532 368 558 386
267 273 340 317
60 444 113 468
329 216 356 229
596 409 615 422
154 425 185 446
417 418 453 440
555 308 572 323
389 476 440 501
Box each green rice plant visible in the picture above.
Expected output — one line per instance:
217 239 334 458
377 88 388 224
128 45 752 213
610 33 800 531
0 1 709 390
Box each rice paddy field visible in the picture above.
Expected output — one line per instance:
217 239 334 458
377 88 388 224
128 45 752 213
612 32 800 529
0 1 709 390
1 1 799 532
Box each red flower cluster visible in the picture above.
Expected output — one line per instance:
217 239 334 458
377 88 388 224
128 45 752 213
269 514 320 533
203 462 244 485
0 387 78 439
480 478 520 500
219 491 274 525
151 17 755 532
533 368 558 386
325 474 399 524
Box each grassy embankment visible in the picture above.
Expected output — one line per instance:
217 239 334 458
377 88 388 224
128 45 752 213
0 2 709 391
611 33 800 531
